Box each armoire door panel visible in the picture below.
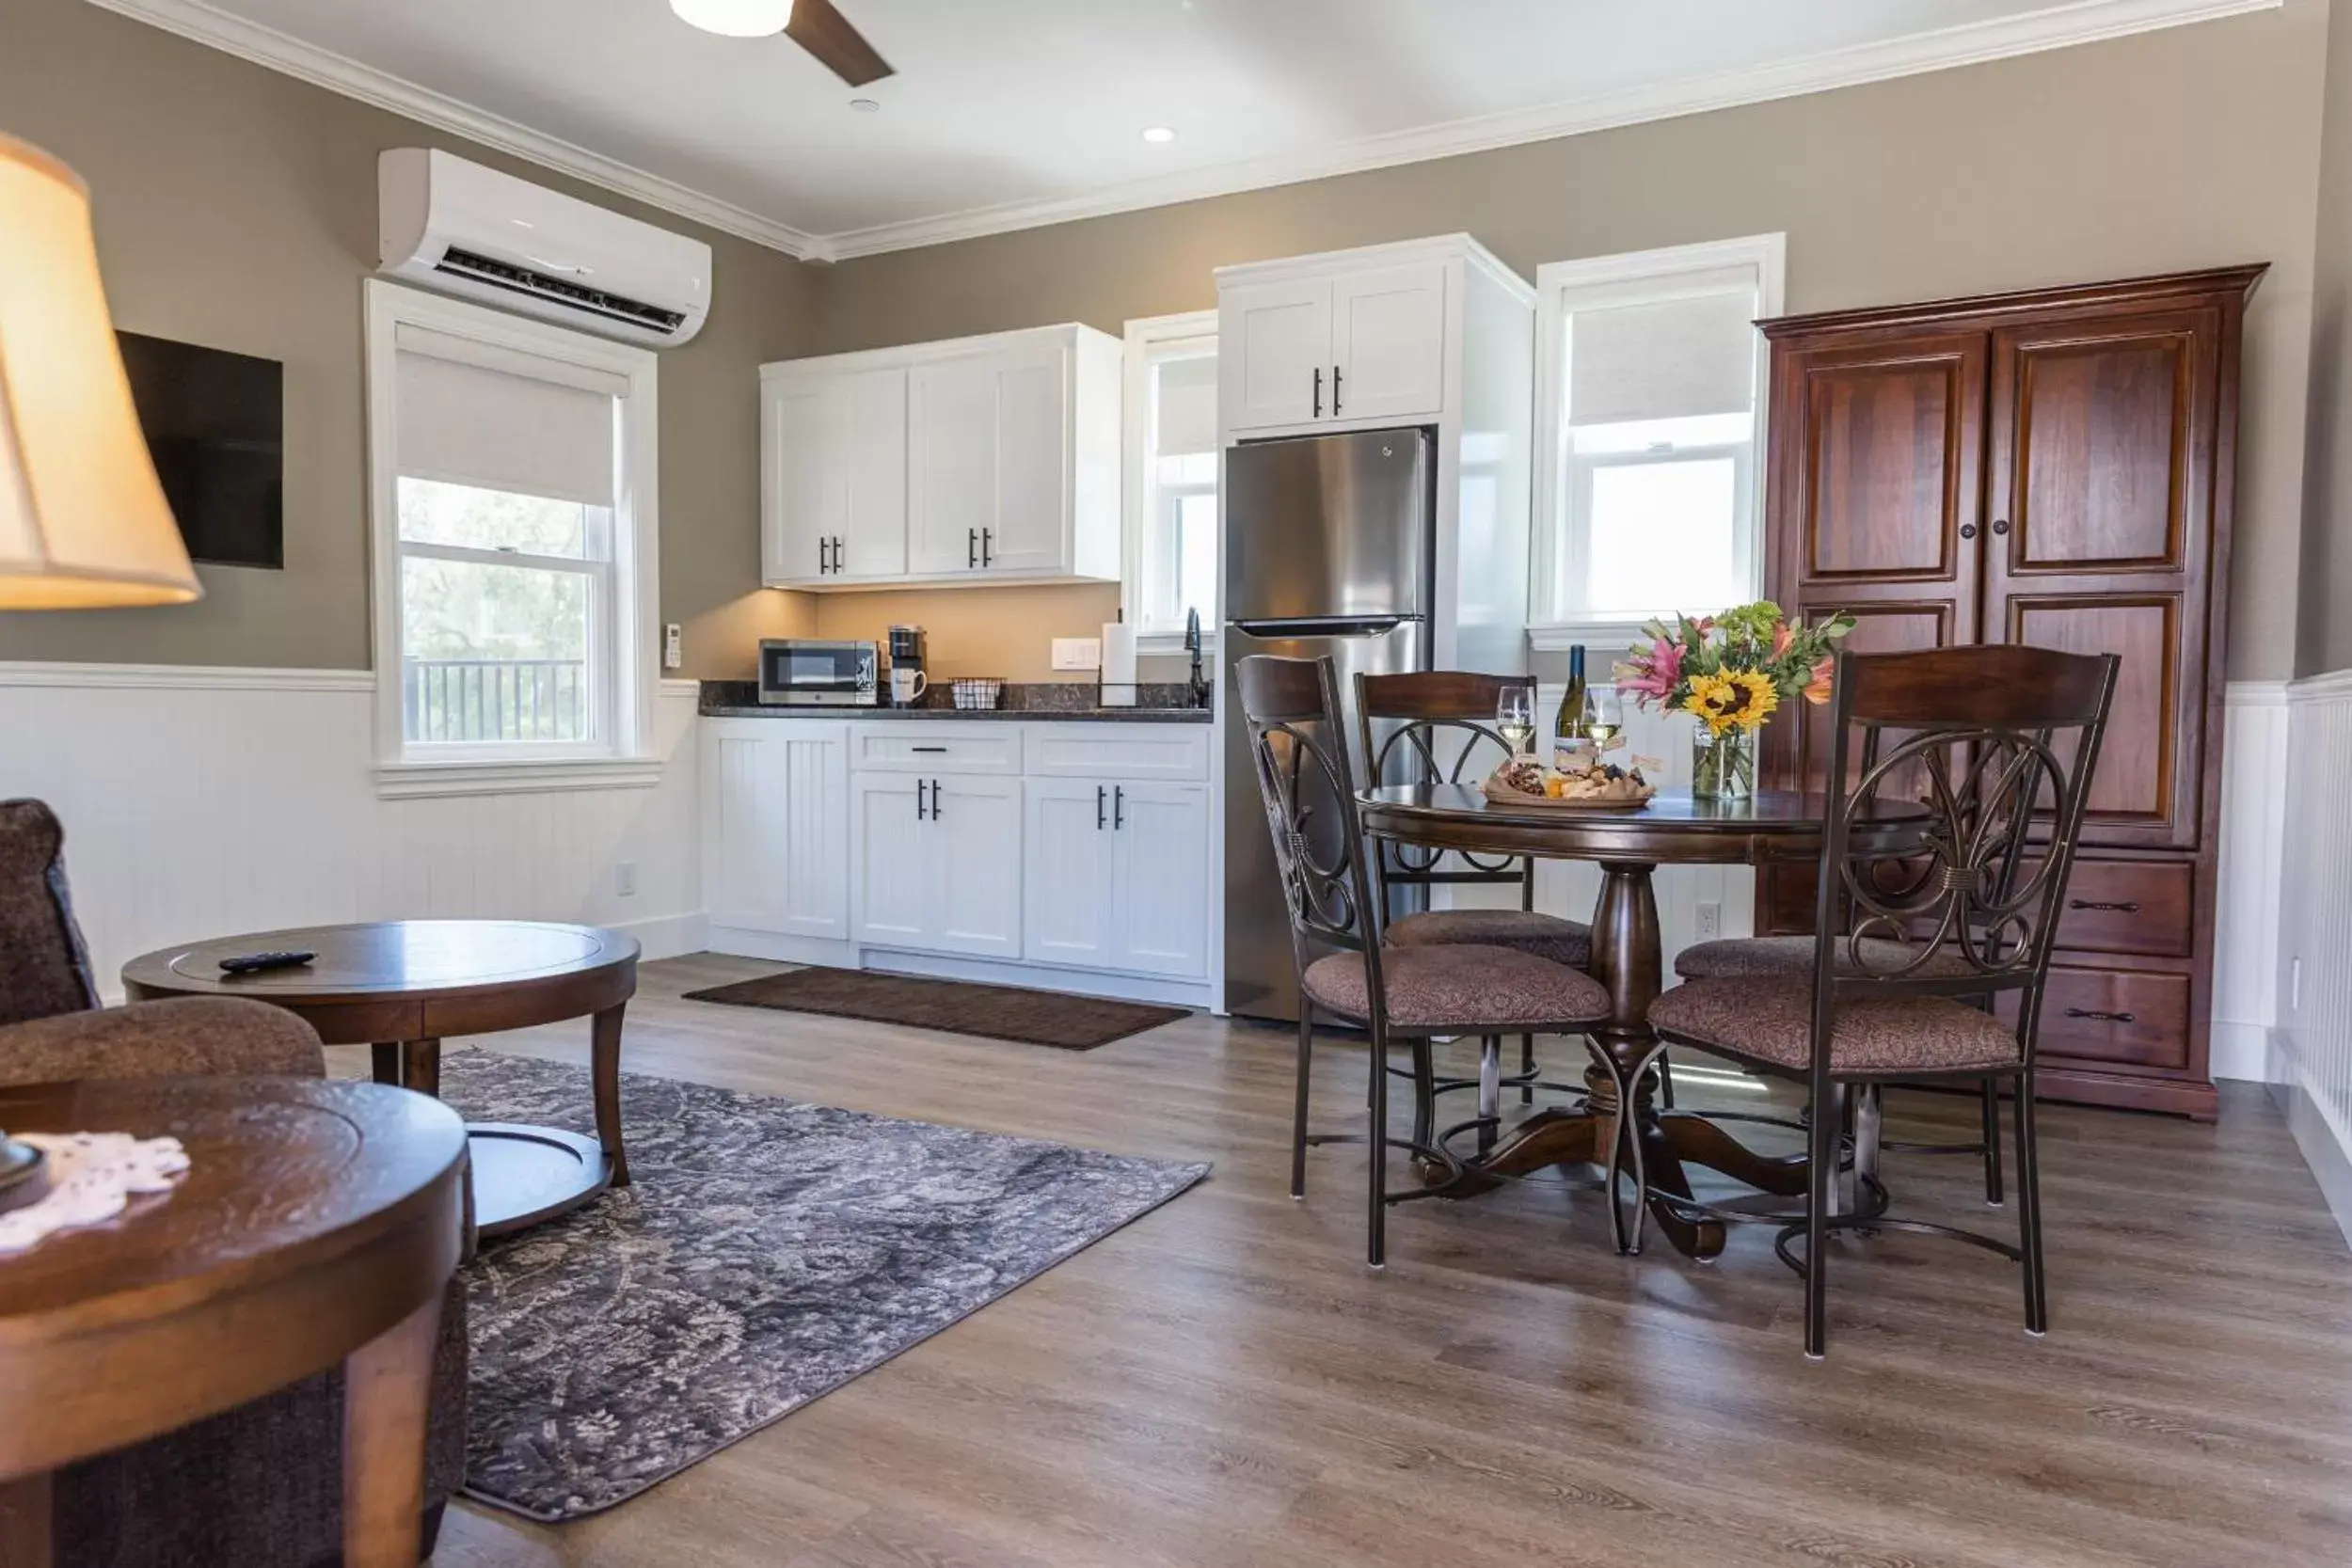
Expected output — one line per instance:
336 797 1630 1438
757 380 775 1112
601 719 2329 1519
2008 594 2189 847
1787 336 1985 588
1991 310 2214 576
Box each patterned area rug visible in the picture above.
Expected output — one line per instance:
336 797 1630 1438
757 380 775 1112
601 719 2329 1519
437 1050 1211 1521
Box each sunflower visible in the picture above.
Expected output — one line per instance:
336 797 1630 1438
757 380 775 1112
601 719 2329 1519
1680 670 1781 735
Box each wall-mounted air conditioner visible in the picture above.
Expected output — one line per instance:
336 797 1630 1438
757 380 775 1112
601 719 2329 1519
378 149 712 348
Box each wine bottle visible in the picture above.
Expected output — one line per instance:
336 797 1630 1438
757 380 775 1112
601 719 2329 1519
1553 645 1590 772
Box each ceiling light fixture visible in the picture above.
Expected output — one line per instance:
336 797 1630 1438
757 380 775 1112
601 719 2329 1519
1141 126 1177 145
670 0 795 39
850 98 881 113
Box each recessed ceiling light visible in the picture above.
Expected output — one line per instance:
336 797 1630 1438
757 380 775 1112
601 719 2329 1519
670 0 794 39
850 98 881 113
1141 126 1178 145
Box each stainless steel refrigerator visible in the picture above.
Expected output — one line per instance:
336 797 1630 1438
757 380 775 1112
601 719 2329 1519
1222 427 1434 1022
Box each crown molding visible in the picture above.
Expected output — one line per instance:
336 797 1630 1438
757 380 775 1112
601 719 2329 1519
818 0 2281 260
84 0 2277 265
78 0 826 260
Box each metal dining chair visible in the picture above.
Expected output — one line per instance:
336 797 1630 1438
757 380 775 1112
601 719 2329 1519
1644 644 2120 1356
1353 671 1601 1132
1234 654 1615 1265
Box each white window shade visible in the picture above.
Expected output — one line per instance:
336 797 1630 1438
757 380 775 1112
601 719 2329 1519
1154 353 1218 457
395 335 618 506
1567 289 1759 427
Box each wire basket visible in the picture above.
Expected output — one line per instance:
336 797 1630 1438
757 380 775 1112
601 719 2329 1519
950 677 1004 711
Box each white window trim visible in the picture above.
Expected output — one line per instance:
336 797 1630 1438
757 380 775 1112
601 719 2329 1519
1526 232 1785 650
363 279 661 800
1120 308 1220 657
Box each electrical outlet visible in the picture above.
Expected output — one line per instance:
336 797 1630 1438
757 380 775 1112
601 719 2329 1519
1052 637 1103 672
663 624 683 671
1693 900 1722 942
615 862 637 898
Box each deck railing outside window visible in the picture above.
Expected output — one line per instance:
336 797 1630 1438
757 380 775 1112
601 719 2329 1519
403 657 588 744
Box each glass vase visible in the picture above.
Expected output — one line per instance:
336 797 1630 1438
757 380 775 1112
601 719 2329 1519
1692 727 1756 801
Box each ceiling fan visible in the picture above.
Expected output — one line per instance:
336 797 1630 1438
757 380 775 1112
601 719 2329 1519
669 0 894 87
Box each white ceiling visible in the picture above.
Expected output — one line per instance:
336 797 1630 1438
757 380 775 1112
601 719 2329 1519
97 0 2271 257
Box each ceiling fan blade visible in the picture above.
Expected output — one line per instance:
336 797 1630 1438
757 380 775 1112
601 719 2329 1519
787 0 893 87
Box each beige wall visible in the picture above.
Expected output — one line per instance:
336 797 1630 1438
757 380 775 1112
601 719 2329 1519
0 0 817 677
2302 0 2352 679
813 584 1119 684
807 4 2328 683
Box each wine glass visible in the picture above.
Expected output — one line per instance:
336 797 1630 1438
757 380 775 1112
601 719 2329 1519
1496 686 1535 760
1580 684 1626 752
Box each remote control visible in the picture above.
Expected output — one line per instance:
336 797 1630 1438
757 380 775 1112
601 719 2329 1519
218 949 316 975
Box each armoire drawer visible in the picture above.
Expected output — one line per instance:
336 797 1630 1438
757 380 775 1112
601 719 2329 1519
2053 860 2194 958
2023 963 2193 1070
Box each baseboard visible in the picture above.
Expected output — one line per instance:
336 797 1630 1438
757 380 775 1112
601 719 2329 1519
2270 1033 2352 1251
607 911 708 962
704 927 861 966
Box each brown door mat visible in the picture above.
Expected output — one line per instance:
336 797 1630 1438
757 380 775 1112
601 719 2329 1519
681 966 1192 1051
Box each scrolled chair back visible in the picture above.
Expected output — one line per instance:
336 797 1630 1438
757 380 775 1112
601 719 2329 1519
1816 645 2121 1025
1352 671 1536 898
1234 655 1380 965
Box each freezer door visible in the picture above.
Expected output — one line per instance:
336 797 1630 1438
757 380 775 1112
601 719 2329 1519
1221 617 1425 1022
1222 429 1432 625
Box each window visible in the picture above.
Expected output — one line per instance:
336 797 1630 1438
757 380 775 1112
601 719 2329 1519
1122 310 1219 652
364 281 660 797
1531 235 1784 644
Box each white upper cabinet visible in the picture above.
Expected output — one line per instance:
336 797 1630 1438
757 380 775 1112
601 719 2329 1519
1331 263 1447 422
1219 245 1455 435
764 324 1120 590
1221 277 1333 430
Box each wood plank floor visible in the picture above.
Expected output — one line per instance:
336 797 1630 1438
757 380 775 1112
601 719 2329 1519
378 954 2352 1568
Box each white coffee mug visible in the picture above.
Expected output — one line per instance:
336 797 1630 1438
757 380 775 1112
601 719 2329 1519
890 669 929 706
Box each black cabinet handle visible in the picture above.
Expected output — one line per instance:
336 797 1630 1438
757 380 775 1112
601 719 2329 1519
1960 522 1979 540
1992 518 2010 536
1312 367 1322 418
1332 363 1343 415
819 537 829 575
914 779 928 821
2064 1006 2136 1024
982 528 993 568
833 535 844 571
1097 784 1107 830
968 528 978 569
1114 785 1125 830
2070 898 2140 913
912 745 947 753
930 779 941 821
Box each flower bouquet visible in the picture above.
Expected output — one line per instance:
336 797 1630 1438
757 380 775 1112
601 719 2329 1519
1614 601 1856 800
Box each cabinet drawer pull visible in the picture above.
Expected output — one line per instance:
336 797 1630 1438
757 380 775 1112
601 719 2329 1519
915 779 929 821
1312 366 1322 419
1114 785 1126 830
2070 898 2140 913
1332 363 1343 415
912 745 948 753
968 528 978 569
981 528 993 568
2064 1006 2136 1024
1097 784 1107 830
1959 522 1978 540
928 779 941 821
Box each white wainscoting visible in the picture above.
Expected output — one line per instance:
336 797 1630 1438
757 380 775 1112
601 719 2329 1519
0 663 704 1001
2212 682 2292 1082
2275 669 2352 1243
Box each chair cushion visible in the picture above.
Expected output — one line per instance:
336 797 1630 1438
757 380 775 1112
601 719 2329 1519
0 997 326 1088
1675 934 1978 982
1387 907 1593 970
1649 976 2021 1075
1304 943 1610 1033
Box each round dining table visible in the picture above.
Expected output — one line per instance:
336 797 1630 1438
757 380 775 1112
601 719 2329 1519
1355 783 1932 1259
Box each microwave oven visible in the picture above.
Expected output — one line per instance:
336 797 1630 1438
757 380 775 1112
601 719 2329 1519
757 639 880 705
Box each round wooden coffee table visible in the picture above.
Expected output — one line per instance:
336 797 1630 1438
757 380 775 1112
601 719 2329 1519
123 920 638 1237
0 1074 467 1568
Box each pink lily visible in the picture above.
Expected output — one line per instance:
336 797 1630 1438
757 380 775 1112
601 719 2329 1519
1803 654 1835 705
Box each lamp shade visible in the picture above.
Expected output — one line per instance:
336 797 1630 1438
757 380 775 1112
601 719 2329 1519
0 135 199 609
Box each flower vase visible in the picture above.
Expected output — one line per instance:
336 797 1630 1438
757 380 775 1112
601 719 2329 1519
1692 727 1756 801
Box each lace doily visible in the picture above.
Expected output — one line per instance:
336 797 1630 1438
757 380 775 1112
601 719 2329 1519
0 1132 191 1254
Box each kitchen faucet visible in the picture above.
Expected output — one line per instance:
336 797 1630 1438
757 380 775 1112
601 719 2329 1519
1184 608 1209 710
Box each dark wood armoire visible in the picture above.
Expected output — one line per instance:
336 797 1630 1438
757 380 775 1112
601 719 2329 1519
1756 265 2266 1120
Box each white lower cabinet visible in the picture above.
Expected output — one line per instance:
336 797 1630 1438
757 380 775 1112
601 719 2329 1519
850 771 1023 959
1024 778 1210 979
702 720 849 941
710 718 1211 998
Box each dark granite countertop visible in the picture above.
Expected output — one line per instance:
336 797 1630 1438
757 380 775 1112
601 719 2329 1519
699 680 1213 724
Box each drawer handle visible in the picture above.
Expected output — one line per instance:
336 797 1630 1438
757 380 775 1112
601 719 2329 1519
912 745 948 753
2064 1006 2136 1024
2070 898 2140 913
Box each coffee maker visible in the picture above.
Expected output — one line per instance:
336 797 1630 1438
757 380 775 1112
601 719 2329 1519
887 625 929 708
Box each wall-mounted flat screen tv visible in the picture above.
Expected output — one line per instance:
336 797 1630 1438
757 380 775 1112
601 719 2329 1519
116 330 284 569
